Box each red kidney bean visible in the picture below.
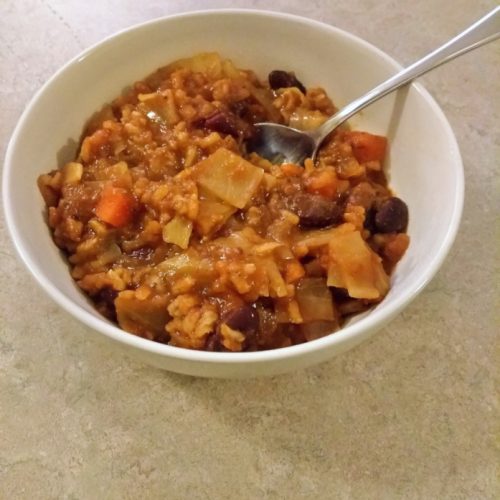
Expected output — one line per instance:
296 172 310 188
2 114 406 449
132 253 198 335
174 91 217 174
95 287 118 321
363 206 377 233
374 197 409 233
203 110 239 137
223 304 259 334
230 98 252 118
204 332 221 351
268 70 306 93
96 287 118 306
206 304 260 351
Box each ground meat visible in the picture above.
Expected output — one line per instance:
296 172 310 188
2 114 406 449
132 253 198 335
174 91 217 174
59 182 102 221
348 182 376 210
287 192 343 228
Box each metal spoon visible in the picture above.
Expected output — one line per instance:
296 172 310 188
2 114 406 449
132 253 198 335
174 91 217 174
250 7 500 165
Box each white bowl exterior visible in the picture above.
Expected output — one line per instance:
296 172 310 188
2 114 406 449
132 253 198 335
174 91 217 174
3 10 463 378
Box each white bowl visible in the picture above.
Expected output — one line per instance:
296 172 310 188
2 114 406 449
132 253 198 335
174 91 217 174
2 10 463 378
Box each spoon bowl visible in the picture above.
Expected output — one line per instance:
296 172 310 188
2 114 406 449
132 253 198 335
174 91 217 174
251 7 499 164
250 123 317 165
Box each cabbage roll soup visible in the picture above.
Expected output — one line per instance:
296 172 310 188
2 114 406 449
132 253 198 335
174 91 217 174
38 53 409 351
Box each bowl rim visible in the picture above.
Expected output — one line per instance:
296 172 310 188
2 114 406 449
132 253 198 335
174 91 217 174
2 8 464 365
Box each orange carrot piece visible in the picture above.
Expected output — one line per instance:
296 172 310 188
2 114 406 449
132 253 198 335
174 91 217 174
383 233 410 265
346 131 387 163
96 186 135 227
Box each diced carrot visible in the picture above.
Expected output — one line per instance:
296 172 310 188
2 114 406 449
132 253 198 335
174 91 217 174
305 168 337 198
383 233 410 265
96 186 135 227
280 163 304 177
345 131 387 163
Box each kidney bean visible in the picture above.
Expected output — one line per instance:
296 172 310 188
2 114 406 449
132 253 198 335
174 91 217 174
203 110 239 137
204 332 221 351
96 287 118 307
95 287 118 321
374 197 409 233
268 70 306 93
363 206 377 233
223 304 259 334
219 303 260 351
288 193 343 228
230 98 251 118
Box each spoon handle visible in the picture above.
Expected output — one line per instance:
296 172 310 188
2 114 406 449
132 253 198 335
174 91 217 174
316 6 500 139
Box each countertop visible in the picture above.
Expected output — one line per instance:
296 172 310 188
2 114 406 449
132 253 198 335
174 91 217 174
0 1 498 498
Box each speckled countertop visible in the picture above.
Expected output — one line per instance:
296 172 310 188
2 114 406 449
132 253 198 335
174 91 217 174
1 1 498 498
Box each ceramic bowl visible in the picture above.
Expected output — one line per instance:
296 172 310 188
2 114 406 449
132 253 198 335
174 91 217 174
3 10 463 378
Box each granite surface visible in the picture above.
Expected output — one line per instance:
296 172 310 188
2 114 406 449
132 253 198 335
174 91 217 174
0 0 498 498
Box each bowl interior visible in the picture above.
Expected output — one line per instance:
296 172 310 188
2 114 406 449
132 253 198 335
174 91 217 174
3 10 462 364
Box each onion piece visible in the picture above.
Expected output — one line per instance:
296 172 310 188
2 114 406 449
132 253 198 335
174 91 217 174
295 277 336 322
194 148 264 209
300 320 338 341
328 230 389 299
162 215 193 249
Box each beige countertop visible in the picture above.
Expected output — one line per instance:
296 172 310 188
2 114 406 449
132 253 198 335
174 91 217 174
1 1 498 498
